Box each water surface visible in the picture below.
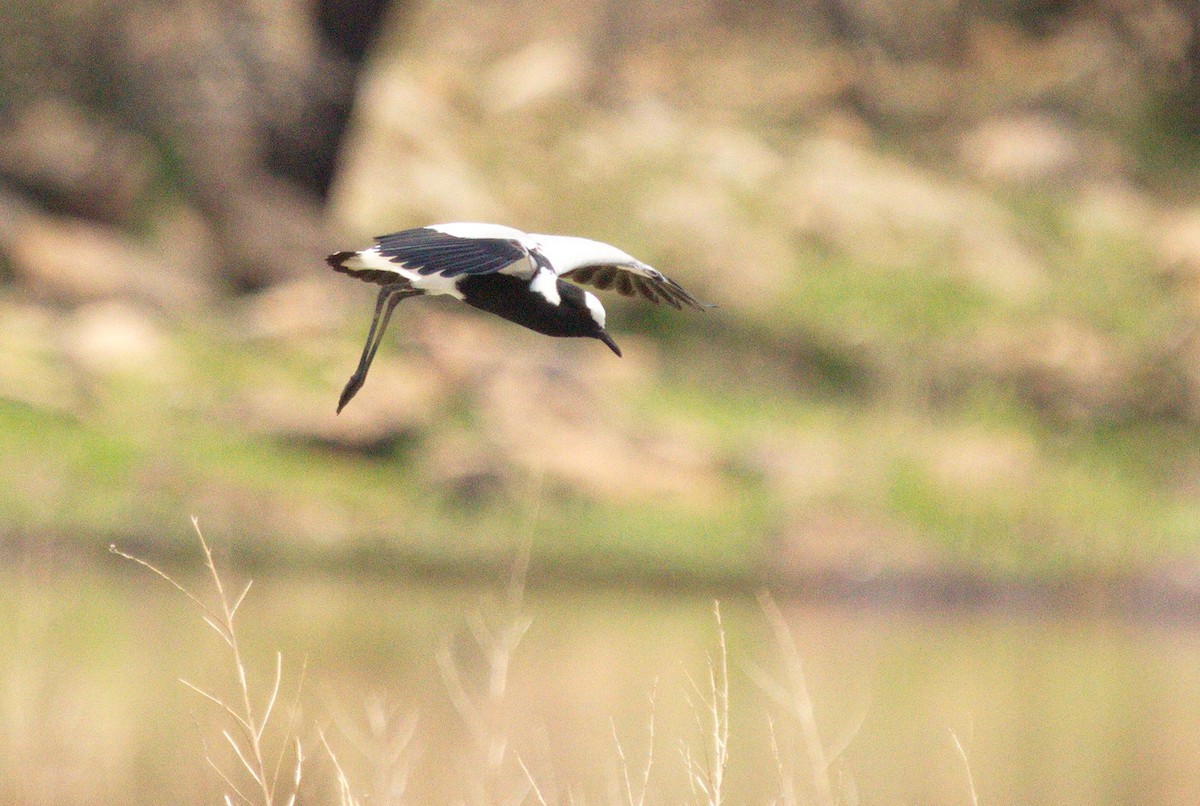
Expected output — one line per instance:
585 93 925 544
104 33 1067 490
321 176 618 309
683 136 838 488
2 560 1198 804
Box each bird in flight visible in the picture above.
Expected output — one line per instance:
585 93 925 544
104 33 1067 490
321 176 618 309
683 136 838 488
328 223 710 412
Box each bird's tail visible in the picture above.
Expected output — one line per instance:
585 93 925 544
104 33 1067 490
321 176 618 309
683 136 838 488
326 251 358 271
326 250 407 286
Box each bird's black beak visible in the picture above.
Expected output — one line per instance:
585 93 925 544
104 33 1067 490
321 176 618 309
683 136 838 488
597 330 622 357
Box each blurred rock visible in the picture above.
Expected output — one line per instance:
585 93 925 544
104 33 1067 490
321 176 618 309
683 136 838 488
5 215 139 302
410 308 510 385
743 430 848 504
692 125 784 190
476 358 724 506
771 507 941 578
692 42 852 121
927 429 1037 494
419 429 508 505
239 277 346 340
1 203 209 308
482 39 586 113
570 100 684 176
0 0 360 289
965 16 1142 126
329 67 503 230
856 54 961 121
641 181 788 304
972 318 1133 421
0 300 83 412
635 123 789 301
210 178 332 290
62 300 172 378
0 99 153 226
958 114 1082 184
782 137 1045 301
1157 206 1200 288
140 203 226 295
334 151 501 233
243 359 446 454
1069 181 1158 242
1162 324 1200 421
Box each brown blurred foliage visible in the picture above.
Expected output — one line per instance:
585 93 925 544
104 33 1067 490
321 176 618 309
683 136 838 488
0 0 392 289
1 0 1197 294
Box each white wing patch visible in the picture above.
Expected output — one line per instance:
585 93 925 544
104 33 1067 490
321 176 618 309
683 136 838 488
356 247 465 298
430 222 528 241
531 235 635 275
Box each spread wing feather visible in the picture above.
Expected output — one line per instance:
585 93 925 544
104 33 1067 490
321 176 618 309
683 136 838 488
560 264 708 311
374 228 529 277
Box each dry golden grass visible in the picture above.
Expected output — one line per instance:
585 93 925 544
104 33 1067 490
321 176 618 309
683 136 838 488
681 601 730 805
111 518 981 805
111 518 304 806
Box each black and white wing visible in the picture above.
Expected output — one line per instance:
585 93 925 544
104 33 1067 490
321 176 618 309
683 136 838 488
561 263 709 311
374 225 532 278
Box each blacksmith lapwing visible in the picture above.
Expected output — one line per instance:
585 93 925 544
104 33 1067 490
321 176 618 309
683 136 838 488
327 223 709 412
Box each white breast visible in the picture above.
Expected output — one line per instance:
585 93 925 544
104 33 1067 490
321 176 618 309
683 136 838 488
528 268 561 306
583 291 606 327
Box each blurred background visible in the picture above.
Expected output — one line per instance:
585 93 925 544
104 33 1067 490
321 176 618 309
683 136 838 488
5 0 1200 802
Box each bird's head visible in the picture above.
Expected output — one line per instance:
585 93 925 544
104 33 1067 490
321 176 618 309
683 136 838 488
581 289 621 356
555 281 621 356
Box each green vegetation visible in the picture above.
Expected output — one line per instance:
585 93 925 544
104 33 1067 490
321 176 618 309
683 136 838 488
3 201 1199 582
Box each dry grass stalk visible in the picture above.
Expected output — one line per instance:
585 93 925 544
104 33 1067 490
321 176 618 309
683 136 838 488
321 694 417 804
947 726 979 806
516 754 550 806
611 678 658 806
436 537 534 804
110 517 304 806
681 600 730 806
319 728 364 806
755 591 837 806
766 713 797 806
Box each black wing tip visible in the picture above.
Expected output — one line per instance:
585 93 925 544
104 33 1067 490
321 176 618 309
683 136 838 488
660 277 714 312
666 287 713 312
671 283 714 312
327 251 357 271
